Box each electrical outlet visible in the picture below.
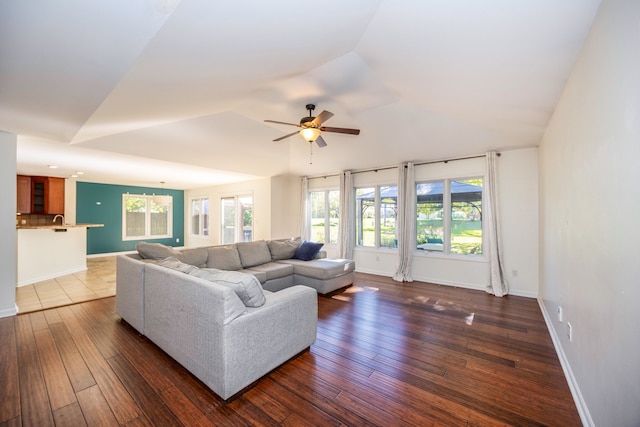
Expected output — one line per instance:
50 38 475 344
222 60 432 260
567 322 573 342
176 238 180 243
557 306 563 322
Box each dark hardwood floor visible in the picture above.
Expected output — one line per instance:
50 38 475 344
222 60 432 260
0 273 581 426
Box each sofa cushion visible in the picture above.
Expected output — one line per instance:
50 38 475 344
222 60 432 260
245 262 294 281
177 247 208 267
240 269 267 284
206 245 242 270
137 242 179 260
189 268 266 307
278 258 356 280
268 237 302 261
292 241 324 261
236 240 272 268
157 256 199 274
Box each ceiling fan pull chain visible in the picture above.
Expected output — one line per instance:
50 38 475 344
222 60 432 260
309 141 313 164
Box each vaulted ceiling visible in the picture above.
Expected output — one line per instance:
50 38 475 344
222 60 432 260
1 0 601 189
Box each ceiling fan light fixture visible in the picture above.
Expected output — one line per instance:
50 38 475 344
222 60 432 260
300 127 321 142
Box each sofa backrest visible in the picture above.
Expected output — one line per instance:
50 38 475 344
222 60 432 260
236 240 271 268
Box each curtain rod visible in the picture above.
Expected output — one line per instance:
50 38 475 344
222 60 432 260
306 152 499 180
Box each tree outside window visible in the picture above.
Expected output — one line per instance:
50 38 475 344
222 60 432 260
222 195 252 244
309 190 339 244
356 186 397 248
191 198 209 237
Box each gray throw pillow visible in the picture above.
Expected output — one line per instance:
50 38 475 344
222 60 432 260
177 247 208 267
189 268 266 307
268 237 302 261
206 245 243 270
137 242 178 260
236 240 271 267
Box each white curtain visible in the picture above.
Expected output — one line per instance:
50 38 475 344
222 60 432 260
485 152 509 297
339 171 354 259
393 162 415 282
299 177 310 241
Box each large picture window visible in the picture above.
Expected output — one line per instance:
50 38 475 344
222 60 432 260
356 185 398 248
221 195 253 244
416 178 483 255
309 190 339 244
123 194 172 240
191 197 209 237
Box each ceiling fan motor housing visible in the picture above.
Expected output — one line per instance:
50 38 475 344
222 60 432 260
300 116 315 127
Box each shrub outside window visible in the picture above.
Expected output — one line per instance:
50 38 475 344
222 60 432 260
123 194 172 240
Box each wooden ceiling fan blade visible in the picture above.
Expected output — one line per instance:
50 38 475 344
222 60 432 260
311 110 334 127
321 126 360 135
315 135 327 148
264 119 300 127
273 130 300 142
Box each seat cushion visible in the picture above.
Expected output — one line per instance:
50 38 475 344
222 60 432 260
206 245 242 270
278 258 355 280
245 262 294 281
240 269 267 284
236 240 272 268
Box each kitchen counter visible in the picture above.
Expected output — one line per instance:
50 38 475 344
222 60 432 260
16 224 103 287
17 223 104 229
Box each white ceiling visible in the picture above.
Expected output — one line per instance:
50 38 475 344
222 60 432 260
0 0 601 189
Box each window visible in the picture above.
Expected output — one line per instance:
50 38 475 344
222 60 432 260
416 178 483 255
123 194 172 240
309 190 339 244
221 195 253 244
191 197 209 237
356 185 397 248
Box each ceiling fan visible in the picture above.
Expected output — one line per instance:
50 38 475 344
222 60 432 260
264 104 360 148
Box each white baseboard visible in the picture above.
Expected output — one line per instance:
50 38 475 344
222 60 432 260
355 269 538 298
17 266 87 287
0 305 18 318
538 298 593 427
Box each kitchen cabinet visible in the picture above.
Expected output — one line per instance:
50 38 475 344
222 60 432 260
17 175 31 214
30 176 65 214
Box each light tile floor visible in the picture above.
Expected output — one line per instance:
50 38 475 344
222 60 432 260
16 256 116 314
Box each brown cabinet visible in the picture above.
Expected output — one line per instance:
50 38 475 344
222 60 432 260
28 176 65 214
17 175 32 213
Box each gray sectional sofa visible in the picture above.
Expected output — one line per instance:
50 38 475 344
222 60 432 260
115 238 355 400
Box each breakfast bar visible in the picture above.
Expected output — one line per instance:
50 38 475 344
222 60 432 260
16 223 104 287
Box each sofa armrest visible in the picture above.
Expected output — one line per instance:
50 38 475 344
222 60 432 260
115 254 146 333
221 285 318 398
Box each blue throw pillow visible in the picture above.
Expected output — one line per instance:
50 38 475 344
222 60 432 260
292 241 324 261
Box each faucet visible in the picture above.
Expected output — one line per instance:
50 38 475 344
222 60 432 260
52 214 64 225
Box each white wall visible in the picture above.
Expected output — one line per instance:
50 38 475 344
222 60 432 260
539 0 639 425
270 175 302 239
184 176 301 248
0 131 17 317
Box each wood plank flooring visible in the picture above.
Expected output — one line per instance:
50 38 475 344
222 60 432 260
1 272 581 426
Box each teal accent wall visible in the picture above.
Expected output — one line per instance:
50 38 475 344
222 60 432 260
76 182 184 255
